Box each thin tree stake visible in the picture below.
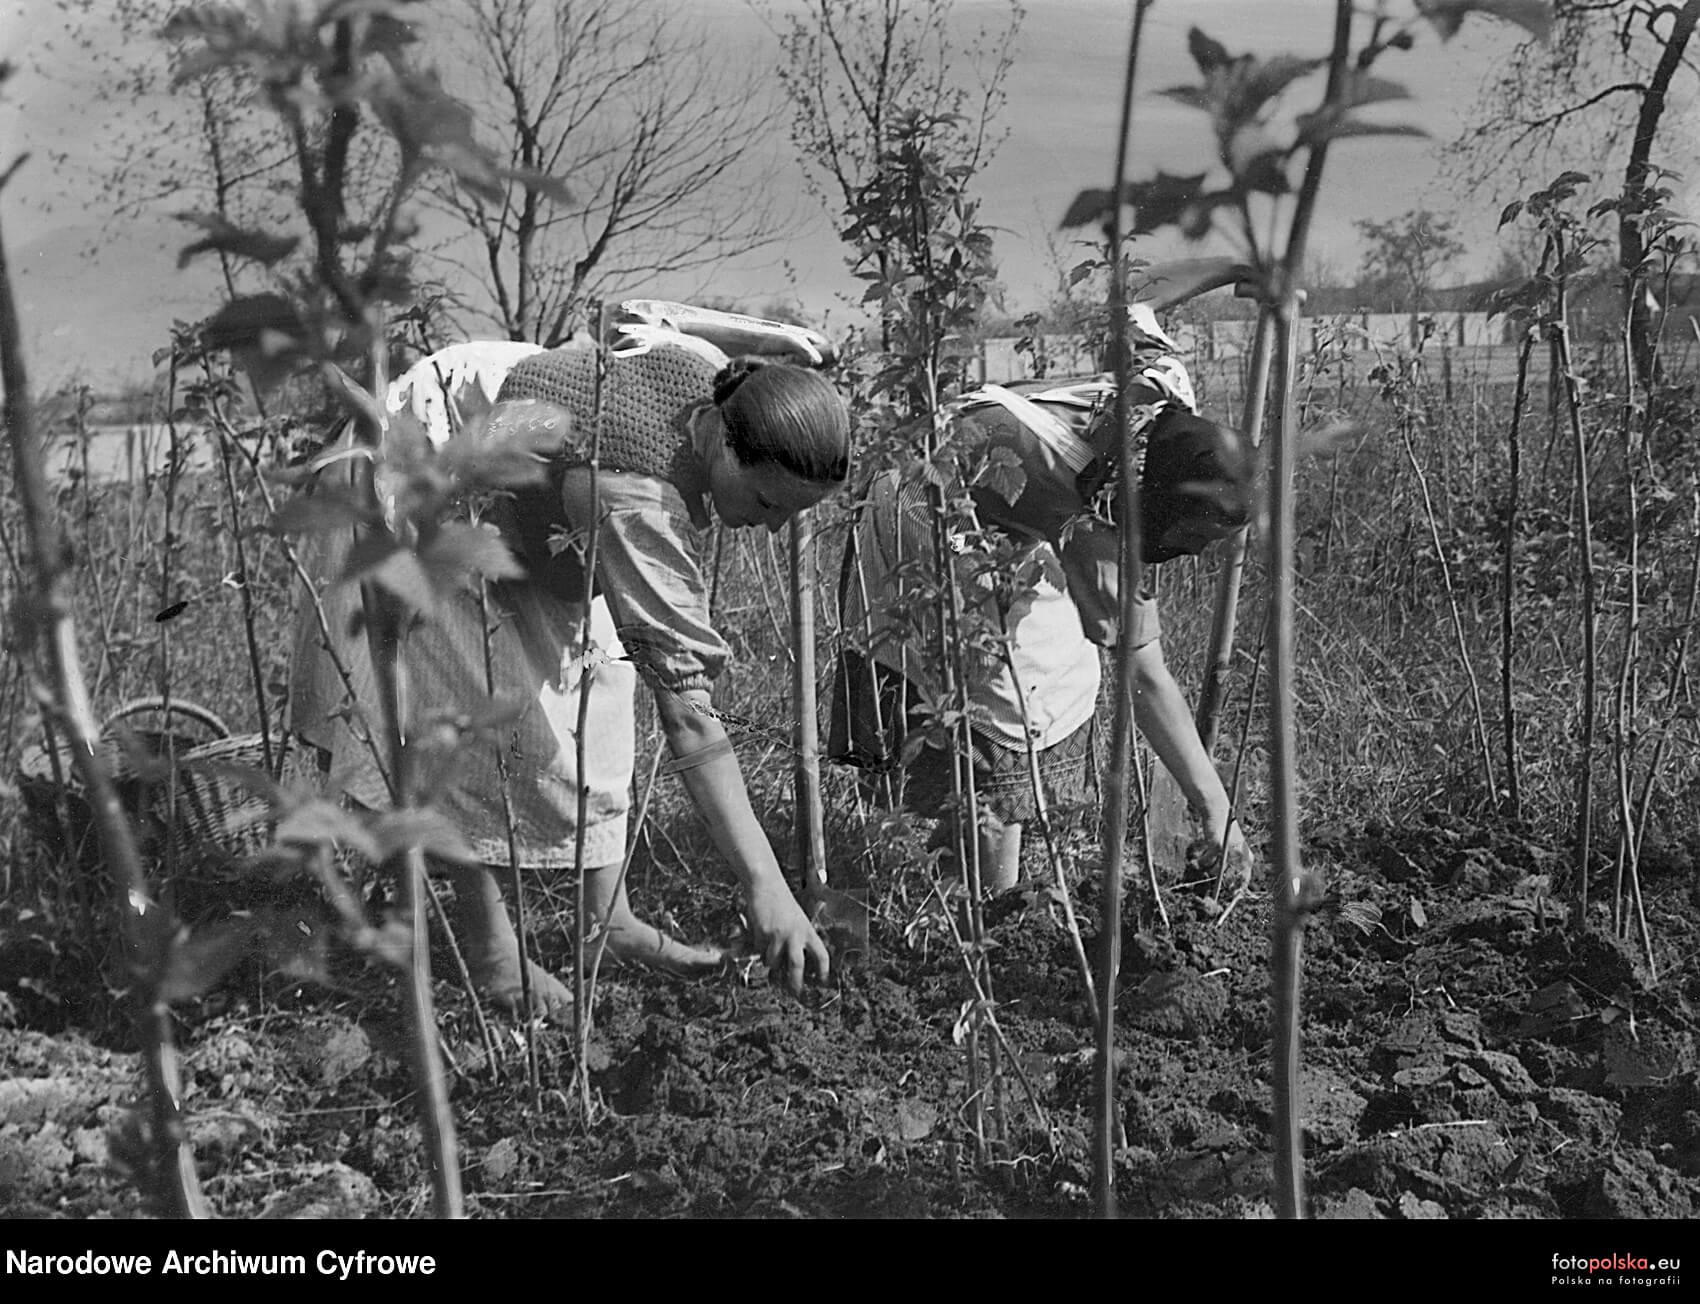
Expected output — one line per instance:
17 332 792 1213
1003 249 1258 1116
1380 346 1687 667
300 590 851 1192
1553 237 1598 925
1198 308 1274 752
1 198 209 1220
571 302 610 1115
212 416 276 775
1095 0 1154 1221
1500 321 1539 823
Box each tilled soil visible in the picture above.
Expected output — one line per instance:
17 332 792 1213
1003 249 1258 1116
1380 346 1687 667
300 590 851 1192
2 816 1697 1221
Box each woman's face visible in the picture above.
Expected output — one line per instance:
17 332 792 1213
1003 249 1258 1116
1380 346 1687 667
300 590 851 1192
702 413 836 532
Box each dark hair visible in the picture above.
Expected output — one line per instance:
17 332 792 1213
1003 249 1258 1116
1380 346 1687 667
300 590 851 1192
713 357 851 484
1139 408 1252 563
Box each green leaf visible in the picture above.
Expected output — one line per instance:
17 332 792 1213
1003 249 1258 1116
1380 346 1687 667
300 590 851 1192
368 548 437 618
274 800 382 862
199 294 303 354
974 446 1027 506
1415 0 1553 43
337 532 403 587
371 66 509 201
1162 51 1324 137
1241 55 1326 110
162 8 262 82
434 143 508 205
1296 109 1428 148
1342 73 1413 109
1158 85 1213 112
369 808 476 866
176 213 299 270
1177 188 1243 240
1226 127 1291 195
421 521 527 593
270 488 375 537
1059 187 1114 229
434 423 558 489
1129 171 1211 235
1188 27 1234 73
503 166 575 206
197 294 309 391
1067 258 1102 287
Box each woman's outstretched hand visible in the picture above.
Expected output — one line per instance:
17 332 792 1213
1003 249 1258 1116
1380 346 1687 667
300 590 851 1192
1216 820 1255 900
744 875 831 996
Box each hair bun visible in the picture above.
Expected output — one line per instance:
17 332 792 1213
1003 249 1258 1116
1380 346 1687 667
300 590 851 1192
712 356 772 407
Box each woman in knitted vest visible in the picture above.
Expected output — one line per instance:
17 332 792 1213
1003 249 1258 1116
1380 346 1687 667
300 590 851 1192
478 341 849 1005
294 339 850 1015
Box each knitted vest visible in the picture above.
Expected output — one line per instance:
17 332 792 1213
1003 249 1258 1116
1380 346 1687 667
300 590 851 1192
496 343 718 484
493 342 718 600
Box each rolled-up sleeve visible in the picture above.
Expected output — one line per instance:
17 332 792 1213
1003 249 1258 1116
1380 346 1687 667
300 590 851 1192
558 467 728 694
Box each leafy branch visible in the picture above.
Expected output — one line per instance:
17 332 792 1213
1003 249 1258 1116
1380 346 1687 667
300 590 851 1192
1061 0 1555 1221
153 0 576 1218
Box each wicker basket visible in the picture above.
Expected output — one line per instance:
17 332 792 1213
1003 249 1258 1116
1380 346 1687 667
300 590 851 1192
17 698 232 868
16 699 317 868
166 731 324 862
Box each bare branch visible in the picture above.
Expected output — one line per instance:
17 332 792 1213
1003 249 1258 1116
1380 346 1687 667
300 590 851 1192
1514 79 1648 130
421 0 786 341
0 152 29 192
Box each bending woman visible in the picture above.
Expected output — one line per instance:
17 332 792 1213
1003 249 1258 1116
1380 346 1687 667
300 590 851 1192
294 336 850 1013
832 325 1253 898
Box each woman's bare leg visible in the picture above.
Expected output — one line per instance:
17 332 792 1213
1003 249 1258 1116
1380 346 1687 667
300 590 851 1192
446 862 573 1019
984 820 1023 893
446 862 726 1017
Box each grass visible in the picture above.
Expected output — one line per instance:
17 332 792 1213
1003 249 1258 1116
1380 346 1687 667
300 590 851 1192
4 334 1697 1003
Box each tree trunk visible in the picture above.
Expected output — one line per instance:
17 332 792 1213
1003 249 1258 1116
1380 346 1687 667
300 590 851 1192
1619 0 1698 390
790 513 828 893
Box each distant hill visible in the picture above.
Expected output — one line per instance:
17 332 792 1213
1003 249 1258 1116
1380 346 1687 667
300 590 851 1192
11 217 225 390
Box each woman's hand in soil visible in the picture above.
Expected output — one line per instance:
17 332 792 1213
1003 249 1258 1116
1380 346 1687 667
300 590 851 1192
745 875 831 997
1214 821 1255 902
653 689 830 994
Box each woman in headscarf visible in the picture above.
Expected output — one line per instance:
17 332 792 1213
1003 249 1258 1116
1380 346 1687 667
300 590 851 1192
294 331 851 1015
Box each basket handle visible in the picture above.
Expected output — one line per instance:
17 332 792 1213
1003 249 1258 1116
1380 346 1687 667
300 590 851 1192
103 697 233 742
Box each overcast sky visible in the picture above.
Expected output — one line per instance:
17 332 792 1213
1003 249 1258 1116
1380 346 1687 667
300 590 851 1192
0 0 1656 387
